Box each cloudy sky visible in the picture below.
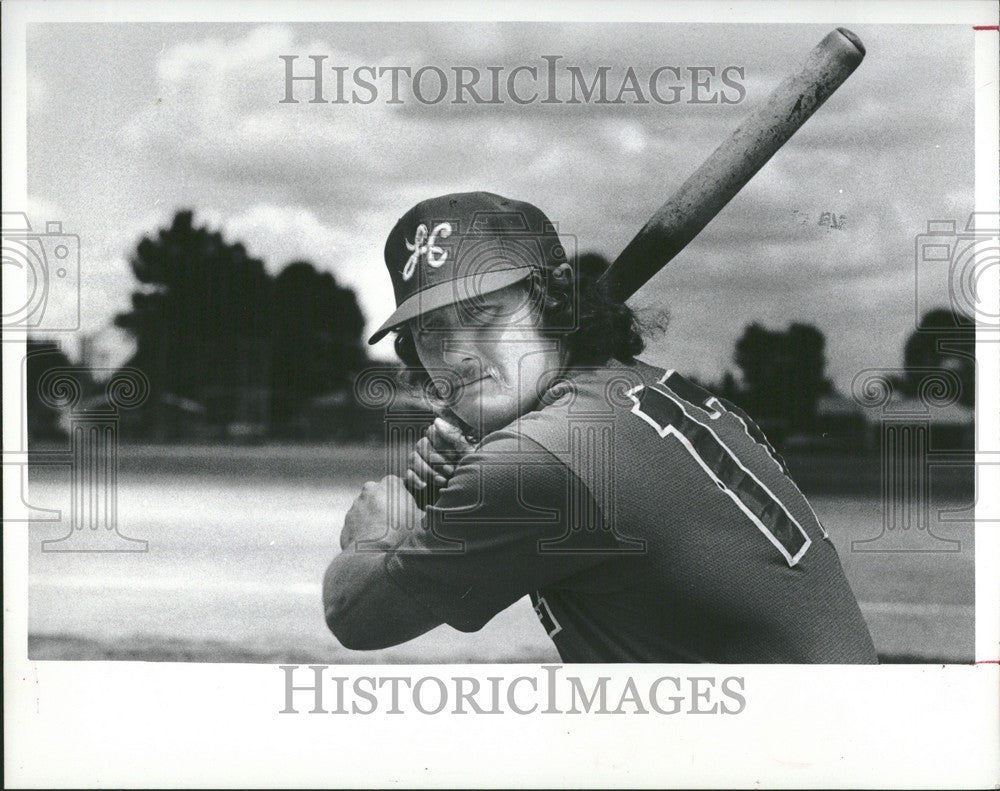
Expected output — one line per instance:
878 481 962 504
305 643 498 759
26 22 973 391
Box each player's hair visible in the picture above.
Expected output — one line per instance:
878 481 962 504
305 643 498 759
393 253 646 385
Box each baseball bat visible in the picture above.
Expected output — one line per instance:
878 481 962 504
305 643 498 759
598 27 866 302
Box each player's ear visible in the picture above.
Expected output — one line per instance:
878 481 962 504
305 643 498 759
551 261 573 285
394 326 417 364
544 262 574 313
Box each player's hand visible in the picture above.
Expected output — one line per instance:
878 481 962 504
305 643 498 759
404 417 475 494
341 475 421 551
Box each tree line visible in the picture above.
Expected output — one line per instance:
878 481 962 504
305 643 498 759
26 211 975 444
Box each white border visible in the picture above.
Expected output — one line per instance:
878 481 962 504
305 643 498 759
4 1 999 788
0 0 992 24
973 8 1000 670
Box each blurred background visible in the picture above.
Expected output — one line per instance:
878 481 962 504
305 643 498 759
22 22 976 663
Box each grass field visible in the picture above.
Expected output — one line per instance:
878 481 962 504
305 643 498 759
26 443 974 664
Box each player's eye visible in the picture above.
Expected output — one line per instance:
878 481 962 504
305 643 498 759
470 302 505 322
418 314 449 331
416 325 444 342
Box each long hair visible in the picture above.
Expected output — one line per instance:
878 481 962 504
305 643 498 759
393 253 646 389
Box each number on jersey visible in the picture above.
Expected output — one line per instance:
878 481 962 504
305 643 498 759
628 371 816 567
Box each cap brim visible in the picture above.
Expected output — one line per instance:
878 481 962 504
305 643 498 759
368 267 534 345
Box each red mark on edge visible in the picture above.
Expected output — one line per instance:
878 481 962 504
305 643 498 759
972 25 999 30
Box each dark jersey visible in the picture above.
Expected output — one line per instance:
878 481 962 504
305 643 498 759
383 359 877 663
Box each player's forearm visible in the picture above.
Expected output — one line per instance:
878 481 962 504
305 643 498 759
323 550 387 649
323 549 440 650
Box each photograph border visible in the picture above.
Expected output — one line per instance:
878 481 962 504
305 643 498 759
4 1 998 787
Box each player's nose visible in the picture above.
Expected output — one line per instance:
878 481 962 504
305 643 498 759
442 346 486 377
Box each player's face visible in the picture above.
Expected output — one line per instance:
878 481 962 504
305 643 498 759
411 283 567 434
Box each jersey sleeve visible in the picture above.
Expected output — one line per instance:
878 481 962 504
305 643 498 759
383 432 617 632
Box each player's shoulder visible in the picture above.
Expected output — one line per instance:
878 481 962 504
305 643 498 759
478 357 673 458
631 365 725 421
448 422 577 511
474 358 754 463
530 358 722 434
526 356 666 418
557 356 666 397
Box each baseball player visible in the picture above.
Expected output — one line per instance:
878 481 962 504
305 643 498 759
323 191 877 663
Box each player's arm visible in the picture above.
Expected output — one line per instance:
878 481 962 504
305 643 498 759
323 551 443 650
323 476 444 650
383 434 616 634
323 434 614 649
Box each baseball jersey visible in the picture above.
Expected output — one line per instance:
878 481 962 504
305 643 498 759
384 358 877 663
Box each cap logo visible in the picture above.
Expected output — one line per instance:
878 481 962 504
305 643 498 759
402 222 452 281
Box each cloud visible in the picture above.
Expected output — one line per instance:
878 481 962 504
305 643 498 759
25 195 62 226
28 22 976 388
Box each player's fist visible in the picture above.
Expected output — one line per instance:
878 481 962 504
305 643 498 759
341 475 420 551
404 417 475 494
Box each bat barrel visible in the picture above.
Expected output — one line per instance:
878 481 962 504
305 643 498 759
599 28 866 303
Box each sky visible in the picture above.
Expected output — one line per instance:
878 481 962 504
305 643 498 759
25 22 974 392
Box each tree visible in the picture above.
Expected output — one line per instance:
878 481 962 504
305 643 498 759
733 322 832 435
115 210 272 432
902 308 975 408
269 261 369 426
115 210 371 436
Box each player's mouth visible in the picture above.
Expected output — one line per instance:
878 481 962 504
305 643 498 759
457 365 510 391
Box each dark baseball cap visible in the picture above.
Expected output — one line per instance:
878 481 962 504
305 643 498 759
368 191 569 344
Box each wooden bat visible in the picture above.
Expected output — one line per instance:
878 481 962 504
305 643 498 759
407 28 866 502
598 27 866 302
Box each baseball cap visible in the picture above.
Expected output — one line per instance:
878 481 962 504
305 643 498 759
368 191 569 344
